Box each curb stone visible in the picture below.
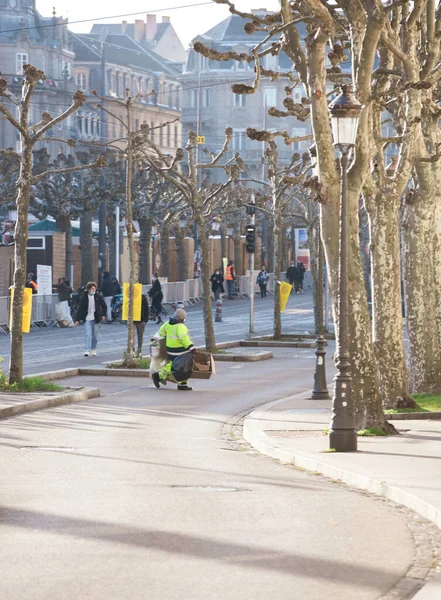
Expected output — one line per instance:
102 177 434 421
386 412 441 420
243 393 441 599
0 387 101 420
213 351 273 362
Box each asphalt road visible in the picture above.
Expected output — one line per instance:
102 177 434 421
0 290 328 375
0 349 414 600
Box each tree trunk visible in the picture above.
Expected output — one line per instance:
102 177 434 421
125 103 135 365
220 226 226 266
138 217 152 284
261 218 268 267
56 214 73 279
174 225 187 282
198 215 216 352
233 232 242 279
281 227 289 273
402 175 441 393
273 212 281 340
368 192 413 408
159 222 170 279
308 224 320 335
433 171 441 351
322 186 393 432
80 209 94 285
107 213 116 277
9 145 33 384
267 217 274 272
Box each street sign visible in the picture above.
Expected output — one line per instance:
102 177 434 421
37 264 52 295
196 136 205 144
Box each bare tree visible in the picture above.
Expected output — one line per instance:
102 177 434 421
0 65 104 383
135 126 244 351
197 0 394 431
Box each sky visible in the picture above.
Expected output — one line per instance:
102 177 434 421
36 0 281 48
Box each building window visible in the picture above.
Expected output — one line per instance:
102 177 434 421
199 55 208 71
265 54 278 70
62 61 71 77
176 88 181 110
135 119 139 131
169 86 173 107
264 87 277 106
16 53 28 75
174 125 179 147
76 73 87 90
150 121 155 143
190 89 198 108
233 93 246 107
167 125 171 147
236 60 247 71
232 130 247 151
159 125 164 147
202 89 210 107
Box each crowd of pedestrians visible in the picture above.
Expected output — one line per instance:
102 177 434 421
52 258 308 357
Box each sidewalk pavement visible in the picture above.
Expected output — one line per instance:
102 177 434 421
243 392 441 599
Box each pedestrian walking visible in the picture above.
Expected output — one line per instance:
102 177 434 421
286 262 298 294
26 272 38 294
55 277 74 327
210 268 224 300
74 282 107 356
297 261 306 292
134 294 149 357
111 276 122 295
225 260 235 299
152 308 196 391
256 266 269 298
101 271 114 322
148 272 163 324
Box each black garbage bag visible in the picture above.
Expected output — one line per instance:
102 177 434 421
171 352 194 382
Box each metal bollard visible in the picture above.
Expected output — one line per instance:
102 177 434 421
215 299 223 322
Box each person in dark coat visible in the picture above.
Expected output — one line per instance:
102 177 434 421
297 261 306 292
210 268 224 300
148 273 163 324
111 276 122 295
134 294 149 357
101 271 114 322
286 262 298 294
57 277 72 302
74 282 107 357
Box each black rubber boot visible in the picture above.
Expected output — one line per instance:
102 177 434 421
178 384 193 391
152 372 161 389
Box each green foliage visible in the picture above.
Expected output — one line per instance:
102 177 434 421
357 428 388 437
108 357 151 370
0 357 62 392
0 374 62 393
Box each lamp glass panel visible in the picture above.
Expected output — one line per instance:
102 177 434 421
331 116 360 146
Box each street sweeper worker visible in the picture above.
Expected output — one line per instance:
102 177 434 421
151 308 196 391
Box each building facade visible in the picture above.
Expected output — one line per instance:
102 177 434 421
71 26 183 153
0 1 77 155
180 9 311 184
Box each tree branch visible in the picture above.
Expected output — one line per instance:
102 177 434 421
32 156 106 183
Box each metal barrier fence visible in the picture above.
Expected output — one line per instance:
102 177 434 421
0 271 314 331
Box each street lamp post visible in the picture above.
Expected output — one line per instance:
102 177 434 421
308 145 330 401
328 85 363 452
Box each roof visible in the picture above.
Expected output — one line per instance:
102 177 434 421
0 7 67 47
72 32 181 78
29 219 81 237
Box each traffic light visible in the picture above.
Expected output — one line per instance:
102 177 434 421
245 224 256 254
246 203 256 216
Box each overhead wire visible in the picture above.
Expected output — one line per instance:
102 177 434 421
0 2 214 35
